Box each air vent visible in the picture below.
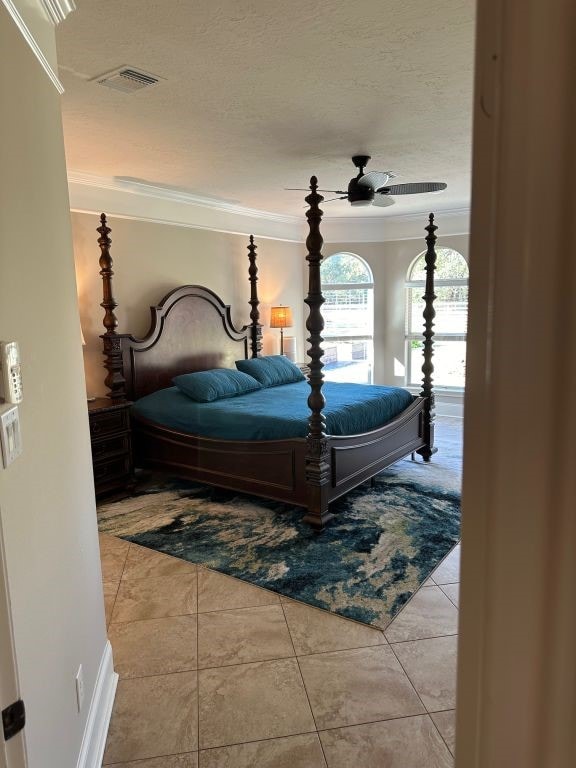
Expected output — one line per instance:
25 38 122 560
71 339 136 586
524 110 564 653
93 67 162 94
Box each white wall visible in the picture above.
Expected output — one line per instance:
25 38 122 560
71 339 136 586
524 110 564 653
0 7 108 767
72 213 306 397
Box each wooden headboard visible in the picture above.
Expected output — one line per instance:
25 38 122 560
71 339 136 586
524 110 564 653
96 214 261 402
119 285 250 401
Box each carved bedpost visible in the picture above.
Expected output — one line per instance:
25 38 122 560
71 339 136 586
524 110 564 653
247 235 262 358
302 177 333 531
416 213 438 461
97 213 127 402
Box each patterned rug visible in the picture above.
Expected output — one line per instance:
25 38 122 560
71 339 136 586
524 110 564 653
98 418 462 630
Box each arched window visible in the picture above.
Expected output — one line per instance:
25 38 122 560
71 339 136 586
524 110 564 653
321 252 374 383
406 248 468 389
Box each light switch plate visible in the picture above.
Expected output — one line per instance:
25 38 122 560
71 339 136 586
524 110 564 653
0 404 22 467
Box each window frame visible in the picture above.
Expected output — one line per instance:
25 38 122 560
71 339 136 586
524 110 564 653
405 251 469 393
321 253 375 384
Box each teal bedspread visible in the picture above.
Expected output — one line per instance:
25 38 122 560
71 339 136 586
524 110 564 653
132 381 414 441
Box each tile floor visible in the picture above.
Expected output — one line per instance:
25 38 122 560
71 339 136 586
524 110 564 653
100 532 460 767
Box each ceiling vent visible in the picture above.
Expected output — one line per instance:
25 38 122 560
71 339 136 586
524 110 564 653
93 67 161 94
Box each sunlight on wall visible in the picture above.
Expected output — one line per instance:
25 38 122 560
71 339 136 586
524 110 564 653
394 358 406 377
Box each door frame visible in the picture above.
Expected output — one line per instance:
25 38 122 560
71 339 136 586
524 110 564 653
0 510 27 768
457 0 576 765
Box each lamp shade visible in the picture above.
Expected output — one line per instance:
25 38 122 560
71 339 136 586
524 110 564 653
270 305 293 329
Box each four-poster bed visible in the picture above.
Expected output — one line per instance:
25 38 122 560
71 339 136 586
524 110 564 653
95 177 438 530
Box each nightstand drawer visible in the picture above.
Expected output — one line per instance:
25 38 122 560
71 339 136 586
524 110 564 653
88 398 133 498
91 433 130 461
93 455 131 485
89 408 129 438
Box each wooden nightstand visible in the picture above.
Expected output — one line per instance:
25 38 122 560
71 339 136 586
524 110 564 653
88 398 133 498
296 362 311 377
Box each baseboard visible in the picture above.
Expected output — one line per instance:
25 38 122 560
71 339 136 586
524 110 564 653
76 640 118 768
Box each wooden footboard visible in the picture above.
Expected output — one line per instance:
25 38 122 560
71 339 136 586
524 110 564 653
132 396 425 519
133 415 309 507
327 397 425 503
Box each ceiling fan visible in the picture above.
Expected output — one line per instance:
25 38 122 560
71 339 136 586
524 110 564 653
287 155 447 207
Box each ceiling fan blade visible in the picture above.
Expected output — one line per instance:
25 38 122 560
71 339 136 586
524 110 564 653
357 171 396 190
285 188 347 194
372 194 396 207
303 196 347 208
383 182 447 195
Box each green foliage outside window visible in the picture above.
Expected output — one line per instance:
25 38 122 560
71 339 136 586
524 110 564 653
321 252 372 284
410 248 468 281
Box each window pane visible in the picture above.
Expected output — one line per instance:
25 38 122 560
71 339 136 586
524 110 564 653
410 248 468 281
409 339 466 388
321 253 372 284
324 288 374 338
408 285 468 335
323 339 373 384
320 253 374 382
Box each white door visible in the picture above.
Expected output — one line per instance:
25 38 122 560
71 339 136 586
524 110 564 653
0 511 26 768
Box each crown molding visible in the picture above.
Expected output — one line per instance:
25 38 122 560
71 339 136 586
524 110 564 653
2 0 75 94
68 172 300 225
68 172 307 243
322 207 470 243
67 170 470 244
40 0 75 25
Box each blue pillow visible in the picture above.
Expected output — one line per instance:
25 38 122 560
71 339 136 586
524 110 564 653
235 355 305 387
172 369 262 402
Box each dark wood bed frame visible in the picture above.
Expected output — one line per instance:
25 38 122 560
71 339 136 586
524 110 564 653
96 177 438 530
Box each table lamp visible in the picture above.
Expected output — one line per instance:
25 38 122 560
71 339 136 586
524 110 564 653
270 305 293 355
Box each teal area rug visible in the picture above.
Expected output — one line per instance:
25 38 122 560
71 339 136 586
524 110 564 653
98 419 461 630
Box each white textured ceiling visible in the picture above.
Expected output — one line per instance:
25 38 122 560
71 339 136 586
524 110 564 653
56 0 474 218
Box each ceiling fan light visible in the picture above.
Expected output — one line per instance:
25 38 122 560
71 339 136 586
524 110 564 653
350 198 372 207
